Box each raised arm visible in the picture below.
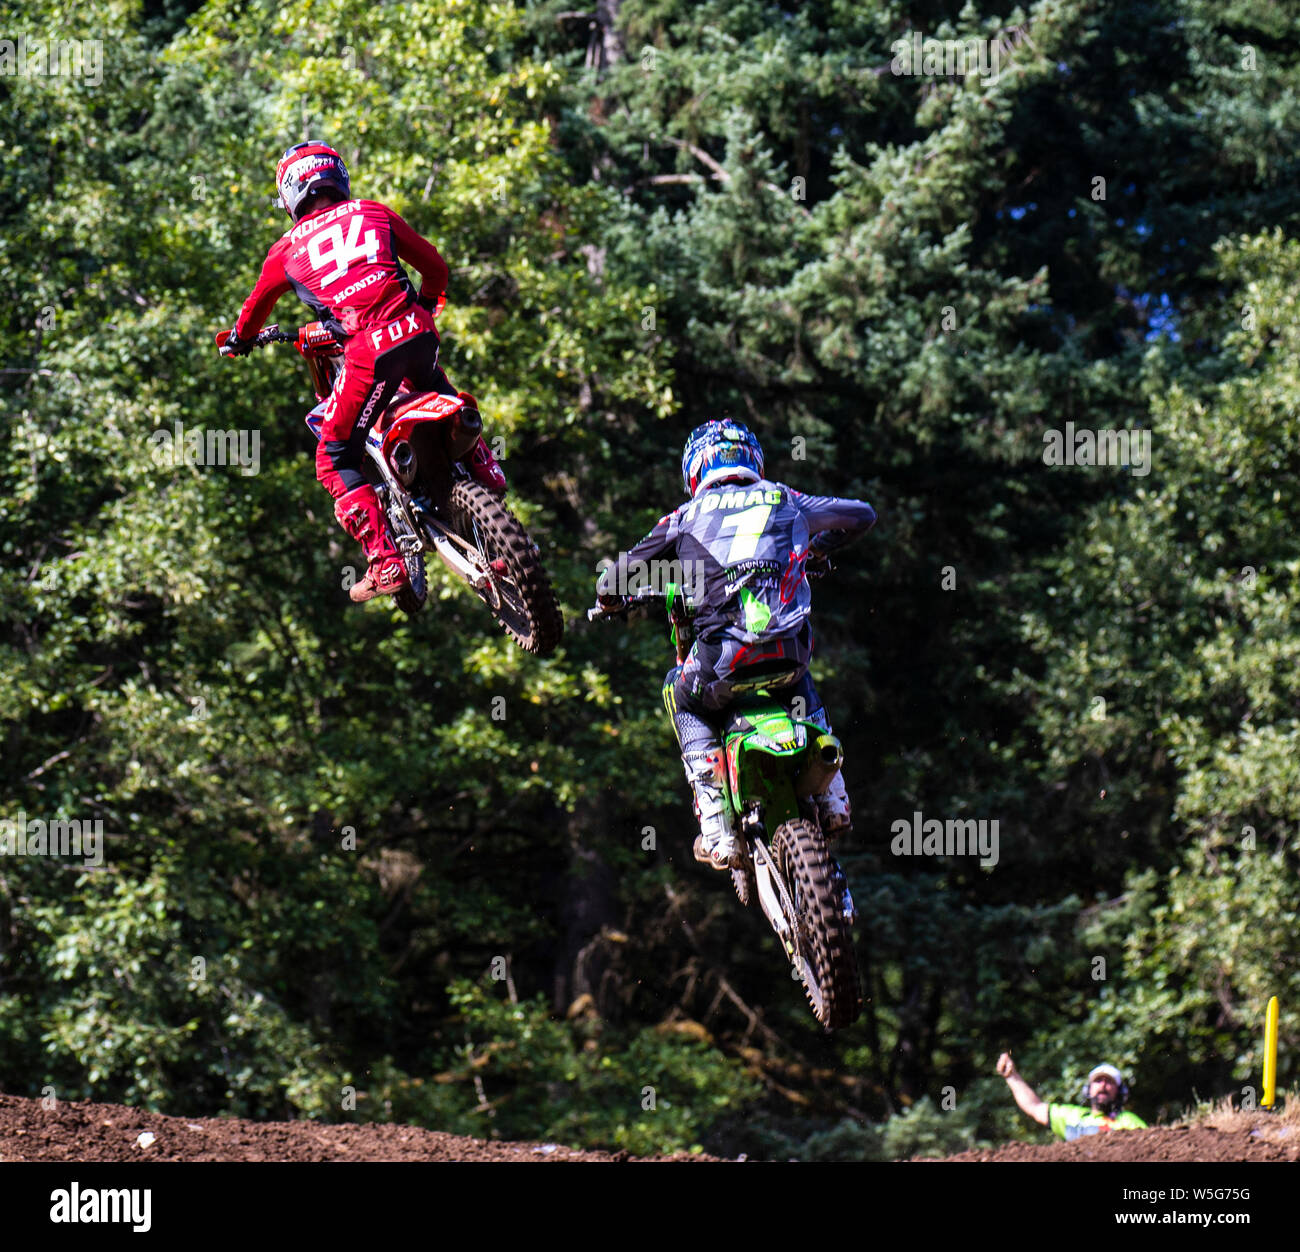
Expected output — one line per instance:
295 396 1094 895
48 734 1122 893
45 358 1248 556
996 1052 1049 1125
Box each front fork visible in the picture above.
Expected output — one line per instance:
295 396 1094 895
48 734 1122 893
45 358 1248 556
371 450 495 591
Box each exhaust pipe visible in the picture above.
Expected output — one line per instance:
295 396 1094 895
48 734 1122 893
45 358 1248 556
796 732 843 797
391 439 418 487
447 403 482 462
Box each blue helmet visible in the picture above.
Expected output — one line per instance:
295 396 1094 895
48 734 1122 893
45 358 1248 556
681 420 765 498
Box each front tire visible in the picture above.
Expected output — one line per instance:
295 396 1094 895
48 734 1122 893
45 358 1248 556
394 551 427 617
380 491 427 617
770 817 861 1030
443 480 563 657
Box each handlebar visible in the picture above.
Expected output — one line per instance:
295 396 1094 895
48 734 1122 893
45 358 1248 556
252 327 298 347
214 324 335 355
590 560 834 668
586 587 666 622
214 324 294 354
589 555 835 622
217 303 441 358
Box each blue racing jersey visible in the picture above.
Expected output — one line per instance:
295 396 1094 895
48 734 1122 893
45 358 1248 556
600 479 876 643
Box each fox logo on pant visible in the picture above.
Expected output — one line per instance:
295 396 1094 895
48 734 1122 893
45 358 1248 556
369 310 421 351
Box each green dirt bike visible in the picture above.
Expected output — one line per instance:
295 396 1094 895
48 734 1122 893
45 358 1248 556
589 585 862 1031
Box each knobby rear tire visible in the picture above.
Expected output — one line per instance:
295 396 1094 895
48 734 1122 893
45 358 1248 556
444 479 563 657
770 817 862 1030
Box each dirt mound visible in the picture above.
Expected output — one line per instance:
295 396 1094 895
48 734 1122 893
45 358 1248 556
0 1093 714 1163
5 1090 1293 1164
938 1120 1300 1163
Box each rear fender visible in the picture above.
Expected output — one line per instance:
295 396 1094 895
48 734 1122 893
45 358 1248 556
381 393 482 463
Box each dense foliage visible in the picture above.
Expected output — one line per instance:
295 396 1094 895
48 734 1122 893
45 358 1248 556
2 0 1296 1157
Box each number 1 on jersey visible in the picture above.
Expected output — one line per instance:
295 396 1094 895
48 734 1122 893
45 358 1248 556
719 504 772 562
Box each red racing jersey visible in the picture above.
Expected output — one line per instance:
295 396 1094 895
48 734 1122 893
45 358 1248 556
233 198 450 344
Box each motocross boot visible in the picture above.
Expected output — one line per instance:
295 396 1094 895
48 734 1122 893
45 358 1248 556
682 748 739 871
458 393 508 497
334 484 409 603
815 770 852 837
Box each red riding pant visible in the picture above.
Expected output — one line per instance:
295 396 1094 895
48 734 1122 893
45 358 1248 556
315 305 457 499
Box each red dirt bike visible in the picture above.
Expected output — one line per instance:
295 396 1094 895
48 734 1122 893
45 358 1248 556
214 322 563 657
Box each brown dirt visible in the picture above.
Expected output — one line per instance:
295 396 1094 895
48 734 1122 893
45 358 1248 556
935 1111 1300 1163
5 1090 1294 1163
0 1093 716 1163
937 1124 1299 1163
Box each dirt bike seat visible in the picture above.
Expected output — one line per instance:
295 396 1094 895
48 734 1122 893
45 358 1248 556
723 680 803 729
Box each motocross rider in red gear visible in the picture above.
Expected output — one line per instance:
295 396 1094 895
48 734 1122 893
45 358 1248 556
221 141 506 602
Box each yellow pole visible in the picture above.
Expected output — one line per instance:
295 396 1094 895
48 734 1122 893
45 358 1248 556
1262 995 1278 1110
